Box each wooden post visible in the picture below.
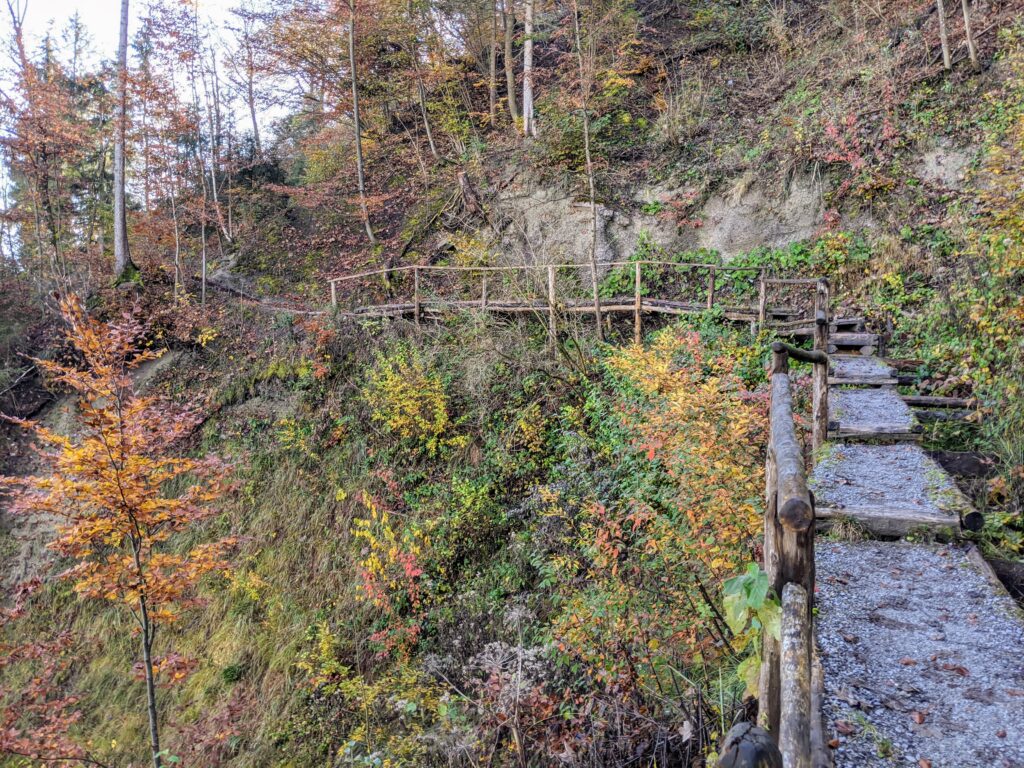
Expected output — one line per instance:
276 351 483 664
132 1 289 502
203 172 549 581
413 267 421 326
634 261 642 345
707 267 716 310
547 264 556 347
779 583 812 768
758 271 768 329
812 280 829 453
481 274 488 308
330 280 337 308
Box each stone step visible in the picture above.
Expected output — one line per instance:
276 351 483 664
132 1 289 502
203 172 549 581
828 387 921 442
810 443 968 536
829 355 898 387
830 332 879 347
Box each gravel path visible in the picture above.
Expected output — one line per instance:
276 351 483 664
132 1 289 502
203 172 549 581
832 355 896 381
817 541 1024 767
832 387 918 435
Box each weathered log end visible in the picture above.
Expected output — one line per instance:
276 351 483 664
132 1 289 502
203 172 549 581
961 510 985 533
779 497 814 531
717 722 783 768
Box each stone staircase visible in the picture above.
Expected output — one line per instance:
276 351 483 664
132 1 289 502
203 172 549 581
809 343 1024 767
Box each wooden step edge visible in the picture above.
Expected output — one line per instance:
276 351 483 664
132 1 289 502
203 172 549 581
815 505 961 537
828 377 899 387
827 432 923 444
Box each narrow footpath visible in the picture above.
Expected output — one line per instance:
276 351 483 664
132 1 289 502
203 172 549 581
810 341 1024 767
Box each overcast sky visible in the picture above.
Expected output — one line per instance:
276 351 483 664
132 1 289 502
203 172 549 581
10 0 235 63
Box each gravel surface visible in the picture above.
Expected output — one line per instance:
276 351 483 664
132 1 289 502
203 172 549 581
832 387 917 433
811 443 969 518
832 355 895 380
817 541 1024 767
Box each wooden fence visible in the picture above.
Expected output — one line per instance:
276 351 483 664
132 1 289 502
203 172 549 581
325 262 827 340
720 280 831 768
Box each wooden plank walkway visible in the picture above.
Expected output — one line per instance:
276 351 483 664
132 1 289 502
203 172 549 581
811 344 1024 767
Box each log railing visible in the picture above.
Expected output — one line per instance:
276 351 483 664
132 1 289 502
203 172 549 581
721 279 831 768
325 262 826 339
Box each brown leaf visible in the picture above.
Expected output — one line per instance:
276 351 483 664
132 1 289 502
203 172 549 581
828 738 840 749
919 760 932 768
940 663 969 677
835 720 857 736
997 729 1007 739
911 711 926 724
899 657 918 666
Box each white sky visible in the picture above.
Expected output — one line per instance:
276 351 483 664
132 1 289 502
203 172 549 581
11 0 235 63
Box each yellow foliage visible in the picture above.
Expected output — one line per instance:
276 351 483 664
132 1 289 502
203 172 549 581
362 349 466 457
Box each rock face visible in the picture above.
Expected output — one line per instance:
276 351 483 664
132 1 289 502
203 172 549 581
491 167 827 267
492 182 678 269
696 170 825 258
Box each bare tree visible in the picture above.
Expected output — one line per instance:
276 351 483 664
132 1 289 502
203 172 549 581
226 5 264 158
488 0 498 125
345 0 376 245
522 0 535 136
936 0 952 70
570 0 601 340
113 0 139 283
501 0 518 122
961 0 979 71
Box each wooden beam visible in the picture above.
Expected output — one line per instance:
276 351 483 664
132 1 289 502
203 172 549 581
413 267 421 326
759 445 781 736
902 395 972 408
758 274 768 328
547 265 556 347
634 261 642 344
772 341 828 367
815 504 960 536
779 582 812 768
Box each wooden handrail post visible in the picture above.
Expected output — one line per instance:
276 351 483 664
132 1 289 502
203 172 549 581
634 261 642 344
481 274 488 308
779 583 812 768
758 270 768 329
330 280 337 309
547 264 556 347
759 442 782 736
707 267 716 310
413 267 421 326
812 280 829 452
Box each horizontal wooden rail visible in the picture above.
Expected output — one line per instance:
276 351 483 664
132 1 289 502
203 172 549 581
325 259 766 286
771 341 828 367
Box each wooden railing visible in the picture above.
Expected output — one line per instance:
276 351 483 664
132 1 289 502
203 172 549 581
325 262 827 340
720 279 831 768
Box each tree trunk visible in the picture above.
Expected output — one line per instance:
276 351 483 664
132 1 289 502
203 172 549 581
489 1 498 126
348 1 377 245
522 0 535 137
571 0 601 341
961 0 979 71
936 0 952 70
113 0 138 283
502 0 518 122
244 36 262 157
